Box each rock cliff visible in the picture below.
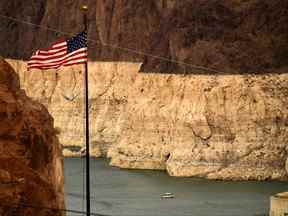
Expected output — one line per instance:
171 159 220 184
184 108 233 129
1 0 288 73
1 0 288 180
0 59 65 215
8 59 288 181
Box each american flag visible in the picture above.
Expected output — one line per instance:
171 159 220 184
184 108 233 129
28 31 87 70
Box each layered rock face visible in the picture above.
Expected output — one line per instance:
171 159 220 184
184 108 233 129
0 59 65 215
1 0 288 73
8 59 288 180
2 0 288 180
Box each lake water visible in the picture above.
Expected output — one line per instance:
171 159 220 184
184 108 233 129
64 158 288 216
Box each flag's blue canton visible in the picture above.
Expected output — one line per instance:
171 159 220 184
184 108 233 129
67 31 87 53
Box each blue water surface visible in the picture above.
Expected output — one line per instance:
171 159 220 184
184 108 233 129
64 158 288 216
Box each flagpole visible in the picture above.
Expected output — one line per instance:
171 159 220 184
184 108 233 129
81 5 91 216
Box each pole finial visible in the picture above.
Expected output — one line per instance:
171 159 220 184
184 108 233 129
81 5 88 12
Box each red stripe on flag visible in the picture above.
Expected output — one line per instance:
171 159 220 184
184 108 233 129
28 53 87 70
28 49 87 65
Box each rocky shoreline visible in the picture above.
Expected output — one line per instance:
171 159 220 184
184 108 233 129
7 59 288 181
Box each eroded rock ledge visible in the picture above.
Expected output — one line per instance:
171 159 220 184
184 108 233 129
8 59 288 181
0 59 65 215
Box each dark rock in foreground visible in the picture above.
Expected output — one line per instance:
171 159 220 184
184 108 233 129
0 59 65 216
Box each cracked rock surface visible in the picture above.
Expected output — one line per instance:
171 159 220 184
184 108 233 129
8 59 288 180
0 59 65 215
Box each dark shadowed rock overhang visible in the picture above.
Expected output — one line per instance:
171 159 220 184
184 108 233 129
0 0 287 74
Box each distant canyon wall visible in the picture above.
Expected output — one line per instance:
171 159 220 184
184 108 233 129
1 0 288 73
7 59 288 180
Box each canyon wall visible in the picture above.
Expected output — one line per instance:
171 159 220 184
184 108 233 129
1 0 288 180
8 59 288 180
0 59 65 215
1 0 288 73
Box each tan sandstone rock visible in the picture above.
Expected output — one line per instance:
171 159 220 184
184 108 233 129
7 59 288 181
0 59 65 215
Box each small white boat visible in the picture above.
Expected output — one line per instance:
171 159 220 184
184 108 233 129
80 147 86 157
161 192 175 199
